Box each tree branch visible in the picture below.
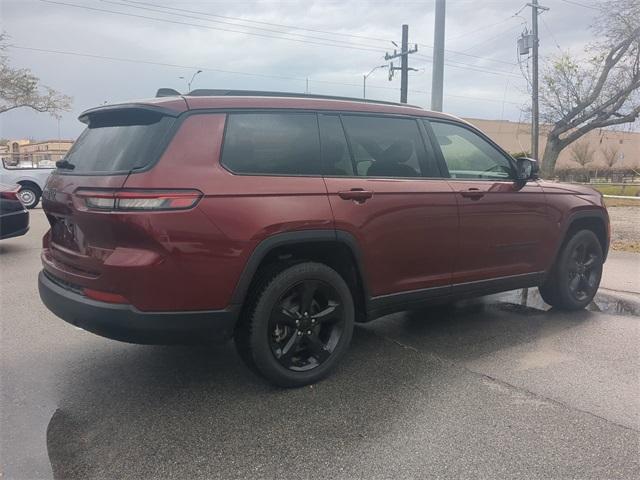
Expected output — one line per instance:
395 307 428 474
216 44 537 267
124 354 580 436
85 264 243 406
561 105 640 146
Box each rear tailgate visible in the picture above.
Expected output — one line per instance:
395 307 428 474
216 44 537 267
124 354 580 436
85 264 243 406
43 172 130 279
41 106 179 291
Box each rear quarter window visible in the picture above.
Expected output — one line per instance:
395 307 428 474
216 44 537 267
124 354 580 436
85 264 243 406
62 109 175 174
221 113 321 175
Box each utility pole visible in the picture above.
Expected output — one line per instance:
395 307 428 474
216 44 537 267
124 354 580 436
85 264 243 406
400 24 409 104
530 1 548 159
431 0 446 112
531 0 540 160
517 0 547 306
385 25 418 103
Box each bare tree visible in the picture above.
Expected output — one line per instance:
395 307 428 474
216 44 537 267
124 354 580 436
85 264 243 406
539 0 640 176
601 143 620 170
570 141 595 168
0 33 71 116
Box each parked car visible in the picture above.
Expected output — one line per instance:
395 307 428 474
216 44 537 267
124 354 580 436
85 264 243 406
0 155 55 209
0 183 29 240
38 90 609 387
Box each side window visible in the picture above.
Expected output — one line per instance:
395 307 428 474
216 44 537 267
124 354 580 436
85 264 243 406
221 113 321 175
428 121 513 180
318 114 355 176
341 115 439 178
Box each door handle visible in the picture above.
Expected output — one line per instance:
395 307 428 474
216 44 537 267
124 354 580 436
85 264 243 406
460 188 484 199
338 188 373 203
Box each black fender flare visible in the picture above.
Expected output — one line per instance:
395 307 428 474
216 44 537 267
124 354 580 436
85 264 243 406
552 209 610 266
230 229 369 307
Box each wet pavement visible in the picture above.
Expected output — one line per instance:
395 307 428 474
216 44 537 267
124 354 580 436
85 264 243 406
1 210 639 479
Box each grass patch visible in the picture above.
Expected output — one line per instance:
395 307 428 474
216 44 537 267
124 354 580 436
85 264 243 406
612 241 640 253
604 197 640 207
591 184 640 196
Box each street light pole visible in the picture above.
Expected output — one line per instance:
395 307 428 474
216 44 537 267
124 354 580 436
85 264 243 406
188 70 203 92
363 65 387 99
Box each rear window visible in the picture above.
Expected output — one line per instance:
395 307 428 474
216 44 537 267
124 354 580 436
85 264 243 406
62 109 175 174
221 113 321 175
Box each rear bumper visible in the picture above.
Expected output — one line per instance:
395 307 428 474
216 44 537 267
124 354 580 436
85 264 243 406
38 271 238 345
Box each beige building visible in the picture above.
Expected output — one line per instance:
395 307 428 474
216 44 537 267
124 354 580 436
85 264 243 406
0 139 74 168
463 118 640 169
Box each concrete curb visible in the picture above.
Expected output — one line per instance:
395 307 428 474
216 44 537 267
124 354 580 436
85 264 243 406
603 195 640 200
595 288 640 316
494 288 640 318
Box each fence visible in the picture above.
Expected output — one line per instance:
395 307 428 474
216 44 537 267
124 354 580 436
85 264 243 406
555 167 639 184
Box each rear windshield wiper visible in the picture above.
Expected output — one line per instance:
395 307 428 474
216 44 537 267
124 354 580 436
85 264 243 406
55 159 76 170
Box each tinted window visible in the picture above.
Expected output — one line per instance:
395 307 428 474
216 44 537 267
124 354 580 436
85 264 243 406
428 121 513 180
63 110 175 173
341 116 438 178
319 115 354 176
222 113 321 175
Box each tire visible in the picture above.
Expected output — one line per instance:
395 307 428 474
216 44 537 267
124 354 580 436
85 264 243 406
235 262 355 387
538 229 603 310
18 186 40 209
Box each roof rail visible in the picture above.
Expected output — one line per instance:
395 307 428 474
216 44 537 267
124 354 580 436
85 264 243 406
182 89 422 108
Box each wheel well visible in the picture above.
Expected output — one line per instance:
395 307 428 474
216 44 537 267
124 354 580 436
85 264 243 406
17 181 42 195
565 216 608 258
245 241 368 322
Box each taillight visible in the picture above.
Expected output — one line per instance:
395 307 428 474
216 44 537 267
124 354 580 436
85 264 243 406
0 186 20 201
74 189 202 211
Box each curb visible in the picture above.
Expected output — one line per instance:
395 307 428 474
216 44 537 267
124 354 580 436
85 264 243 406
595 288 640 316
603 195 640 200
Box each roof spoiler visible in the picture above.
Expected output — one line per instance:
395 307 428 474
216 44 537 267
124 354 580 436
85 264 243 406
156 88 181 98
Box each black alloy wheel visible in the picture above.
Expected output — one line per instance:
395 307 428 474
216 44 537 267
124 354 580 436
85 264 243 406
539 229 603 310
269 280 345 371
236 262 355 387
566 237 601 303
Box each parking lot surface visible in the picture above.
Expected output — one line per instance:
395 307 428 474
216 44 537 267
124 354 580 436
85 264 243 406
1 210 639 479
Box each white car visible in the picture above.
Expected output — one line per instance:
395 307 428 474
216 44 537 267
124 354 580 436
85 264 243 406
0 156 55 209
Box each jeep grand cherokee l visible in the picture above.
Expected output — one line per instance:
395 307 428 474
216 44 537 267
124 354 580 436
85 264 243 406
38 90 609 387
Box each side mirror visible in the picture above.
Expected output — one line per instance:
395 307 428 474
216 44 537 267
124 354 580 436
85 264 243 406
516 157 539 181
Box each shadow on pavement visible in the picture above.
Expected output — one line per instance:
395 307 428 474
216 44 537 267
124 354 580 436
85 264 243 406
363 298 593 362
44 301 633 479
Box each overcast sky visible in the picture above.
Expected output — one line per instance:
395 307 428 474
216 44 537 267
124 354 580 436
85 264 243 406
1 0 605 140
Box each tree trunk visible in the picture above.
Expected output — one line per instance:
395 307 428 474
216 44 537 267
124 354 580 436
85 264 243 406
541 136 562 178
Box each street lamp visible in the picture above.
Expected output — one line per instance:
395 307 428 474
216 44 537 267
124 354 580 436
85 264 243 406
179 70 203 93
363 65 387 99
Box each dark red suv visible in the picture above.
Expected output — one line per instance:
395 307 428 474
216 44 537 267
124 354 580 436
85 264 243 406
39 90 609 386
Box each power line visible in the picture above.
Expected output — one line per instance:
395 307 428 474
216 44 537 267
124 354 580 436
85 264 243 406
114 0 519 69
416 42 517 66
557 0 602 11
39 0 383 53
541 17 562 52
9 44 526 106
459 22 525 54
118 0 392 44
101 0 384 50
41 0 523 77
413 54 522 78
445 15 517 41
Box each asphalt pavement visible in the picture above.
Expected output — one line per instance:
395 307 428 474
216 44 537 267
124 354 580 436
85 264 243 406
1 209 639 479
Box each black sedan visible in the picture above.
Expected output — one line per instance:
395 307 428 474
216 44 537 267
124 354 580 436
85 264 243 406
1 183 29 240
